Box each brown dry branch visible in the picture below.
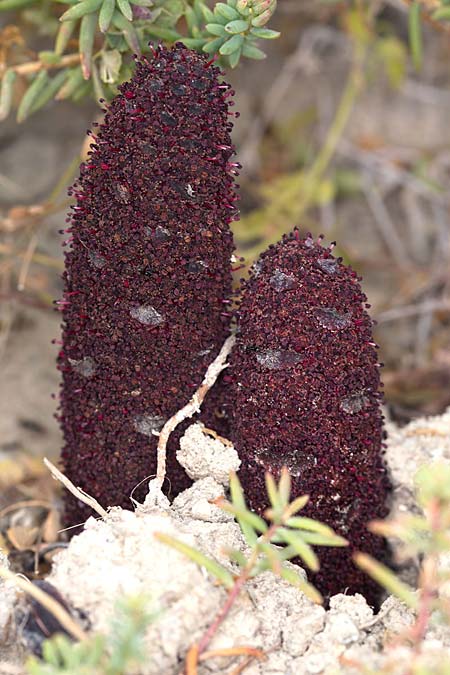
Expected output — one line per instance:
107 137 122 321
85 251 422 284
0 567 87 642
228 655 259 675
1 204 46 233
145 334 236 506
1 53 80 78
376 299 450 323
43 457 108 519
199 647 265 663
199 647 266 675
17 233 38 292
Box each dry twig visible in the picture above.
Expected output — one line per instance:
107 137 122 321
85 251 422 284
3 53 81 77
0 567 87 642
375 298 450 323
145 334 236 505
43 457 108 519
17 233 38 292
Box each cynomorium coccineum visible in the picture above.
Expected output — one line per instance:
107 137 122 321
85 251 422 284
228 230 392 606
58 43 238 527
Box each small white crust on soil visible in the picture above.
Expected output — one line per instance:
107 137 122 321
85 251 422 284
177 423 241 485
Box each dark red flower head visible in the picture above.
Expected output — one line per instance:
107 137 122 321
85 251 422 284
58 44 237 527
228 230 392 606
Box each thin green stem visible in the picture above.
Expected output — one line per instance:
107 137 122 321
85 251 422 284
298 52 364 212
238 39 366 262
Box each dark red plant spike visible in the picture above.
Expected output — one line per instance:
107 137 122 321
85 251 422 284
58 43 237 528
228 229 392 607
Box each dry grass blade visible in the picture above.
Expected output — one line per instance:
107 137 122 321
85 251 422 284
0 567 87 642
185 644 200 675
43 457 108 519
199 646 265 662
148 334 236 500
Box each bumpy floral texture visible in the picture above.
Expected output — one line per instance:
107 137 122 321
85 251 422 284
57 44 238 527
228 230 392 606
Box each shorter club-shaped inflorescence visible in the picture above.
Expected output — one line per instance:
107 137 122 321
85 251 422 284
227 229 392 606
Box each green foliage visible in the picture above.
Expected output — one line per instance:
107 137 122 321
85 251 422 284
0 0 279 121
406 0 450 71
157 467 347 605
234 3 410 264
26 595 157 675
408 1 423 71
354 460 450 673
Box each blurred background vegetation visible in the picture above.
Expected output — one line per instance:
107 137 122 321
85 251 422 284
0 0 450 511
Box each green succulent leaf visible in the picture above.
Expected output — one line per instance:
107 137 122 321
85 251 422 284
249 26 279 39
280 566 323 604
226 548 248 567
225 19 249 33
145 24 180 41
354 553 418 609
55 19 76 55
200 1 214 22
229 471 247 510
113 10 141 54
291 531 347 547
99 0 115 32
278 528 320 571
284 494 309 516
286 517 335 535
117 0 133 20
229 472 259 545
79 11 97 78
180 37 205 50
254 0 276 12
205 22 227 36
155 532 234 589
220 34 244 56
278 467 291 507
30 69 68 115
0 69 17 121
17 70 49 122
184 5 198 33
251 8 272 26
59 0 102 22
265 472 282 512
202 36 226 54
259 541 282 573
55 66 84 99
220 502 268 533
72 79 92 101
192 0 203 20
228 47 242 67
215 1 240 20
39 50 62 65
92 62 106 102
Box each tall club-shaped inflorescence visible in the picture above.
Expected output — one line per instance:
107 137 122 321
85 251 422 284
228 230 392 606
58 44 238 527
